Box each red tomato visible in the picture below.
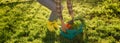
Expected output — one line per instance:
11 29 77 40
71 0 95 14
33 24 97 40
65 23 72 29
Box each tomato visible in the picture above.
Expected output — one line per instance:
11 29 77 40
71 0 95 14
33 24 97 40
65 23 72 29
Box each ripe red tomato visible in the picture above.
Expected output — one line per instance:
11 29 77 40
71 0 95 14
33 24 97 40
65 23 72 29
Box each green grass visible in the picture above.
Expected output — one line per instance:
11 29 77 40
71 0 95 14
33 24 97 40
0 0 120 43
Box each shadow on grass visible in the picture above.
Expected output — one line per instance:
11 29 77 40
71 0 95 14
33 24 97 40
42 30 84 43
42 30 56 43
